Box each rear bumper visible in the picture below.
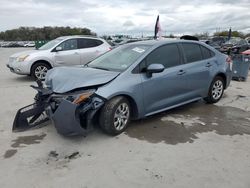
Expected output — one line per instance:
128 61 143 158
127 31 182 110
226 70 232 89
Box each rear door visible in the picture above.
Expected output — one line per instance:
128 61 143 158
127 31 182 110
141 44 190 115
180 43 215 98
78 38 105 65
53 39 81 66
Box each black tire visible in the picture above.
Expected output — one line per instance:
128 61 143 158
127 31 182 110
31 62 51 80
204 76 225 104
99 96 131 136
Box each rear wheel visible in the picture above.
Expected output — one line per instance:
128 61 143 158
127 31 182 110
204 76 225 103
31 62 51 80
99 96 130 135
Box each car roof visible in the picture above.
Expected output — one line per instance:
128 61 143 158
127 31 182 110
127 39 202 47
56 35 101 40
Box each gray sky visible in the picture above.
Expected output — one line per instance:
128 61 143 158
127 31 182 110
0 0 250 36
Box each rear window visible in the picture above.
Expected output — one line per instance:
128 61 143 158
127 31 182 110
182 43 203 63
200 45 214 59
78 38 103 49
239 40 247 45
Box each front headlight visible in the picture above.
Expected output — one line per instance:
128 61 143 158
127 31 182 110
51 90 95 105
17 55 29 62
64 90 95 104
72 92 94 104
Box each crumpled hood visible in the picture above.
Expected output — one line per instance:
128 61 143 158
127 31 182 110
45 67 120 93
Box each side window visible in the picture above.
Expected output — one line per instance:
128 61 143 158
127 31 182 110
146 44 181 69
200 45 214 59
95 39 104 46
78 38 103 49
58 39 77 51
182 43 203 63
78 38 86 49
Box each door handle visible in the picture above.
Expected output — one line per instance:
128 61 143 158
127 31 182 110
205 62 212 67
74 52 79 55
177 70 186 75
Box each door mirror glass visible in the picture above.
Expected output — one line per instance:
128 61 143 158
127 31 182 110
55 46 63 52
146 64 164 76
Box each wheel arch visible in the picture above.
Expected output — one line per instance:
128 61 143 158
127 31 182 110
215 72 227 88
106 94 139 120
30 60 52 74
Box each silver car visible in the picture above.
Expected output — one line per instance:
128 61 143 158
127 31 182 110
6 36 111 80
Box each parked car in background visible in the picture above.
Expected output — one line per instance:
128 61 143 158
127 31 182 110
6 36 111 80
220 38 249 54
24 41 35 47
2 42 23 47
13 39 232 136
246 37 250 44
210 36 226 46
201 36 226 51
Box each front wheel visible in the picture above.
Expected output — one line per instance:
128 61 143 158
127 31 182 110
204 76 225 104
31 62 51 80
99 96 131 135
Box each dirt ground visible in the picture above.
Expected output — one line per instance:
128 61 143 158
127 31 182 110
0 48 250 188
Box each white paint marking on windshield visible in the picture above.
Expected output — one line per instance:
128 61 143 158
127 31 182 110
121 64 128 68
132 47 145 53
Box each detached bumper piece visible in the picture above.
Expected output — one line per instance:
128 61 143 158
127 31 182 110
13 103 49 132
49 96 104 136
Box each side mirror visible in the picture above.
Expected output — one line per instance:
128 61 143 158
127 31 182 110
55 46 63 52
146 64 164 77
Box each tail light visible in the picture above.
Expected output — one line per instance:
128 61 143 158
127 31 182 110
226 56 233 70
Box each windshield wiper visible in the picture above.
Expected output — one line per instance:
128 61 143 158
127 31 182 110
90 66 110 71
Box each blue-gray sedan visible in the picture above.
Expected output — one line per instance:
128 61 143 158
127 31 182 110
13 39 232 136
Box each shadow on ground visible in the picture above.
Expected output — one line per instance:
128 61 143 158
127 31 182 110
125 101 250 145
12 75 34 83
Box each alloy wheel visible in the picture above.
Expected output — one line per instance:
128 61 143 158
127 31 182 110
113 103 130 131
212 80 223 100
34 65 48 80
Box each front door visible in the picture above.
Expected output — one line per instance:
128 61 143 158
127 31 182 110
54 39 81 66
140 44 189 115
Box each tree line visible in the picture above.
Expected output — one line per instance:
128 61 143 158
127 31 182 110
0 26 96 41
1 26 249 41
193 31 250 39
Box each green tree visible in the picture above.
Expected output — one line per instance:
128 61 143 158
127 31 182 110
213 30 245 38
0 26 95 41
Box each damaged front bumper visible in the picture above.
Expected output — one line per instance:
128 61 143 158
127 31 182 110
13 81 105 136
47 96 104 136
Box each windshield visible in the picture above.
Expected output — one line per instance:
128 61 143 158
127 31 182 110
38 38 63 50
88 44 151 72
225 38 241 45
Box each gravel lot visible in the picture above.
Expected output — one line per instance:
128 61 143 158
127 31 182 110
0 47 250 188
